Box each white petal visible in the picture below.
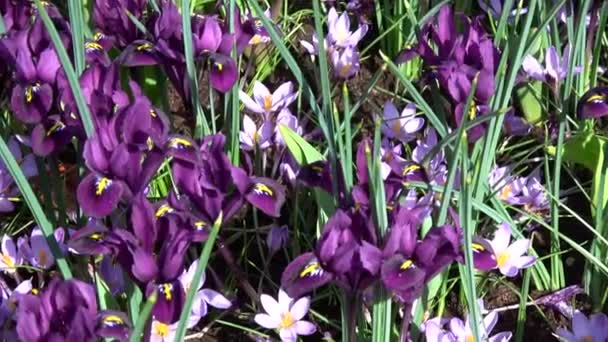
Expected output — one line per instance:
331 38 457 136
289 297 310 321
491 223 512 252
260 294 282 318
254 313 281 329
239 90 264 114
522 55 545 81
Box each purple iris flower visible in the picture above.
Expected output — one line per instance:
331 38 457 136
15 278 131 342
522 45 581 85
239 81 298 119
381 206 462 303
231 166 286 217
397 5 499 139
240 115 274 150
281 209 381 298
326 7 368 48
577 86 608 119
100 255 126 295
381 101 424 142
92 0 146 48
0 1 31 32
76 69 168 218
556 311 608 342
5 42 59 123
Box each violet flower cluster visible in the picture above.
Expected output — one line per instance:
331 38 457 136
301 7 367 79
398 5 500 141
0 1 286 341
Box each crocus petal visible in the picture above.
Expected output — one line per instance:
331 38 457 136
200 289 231 309
260 294 282 318
572 311 592 337
279 328 297 342
289 297 310 321
545 46 560 81
449 318 466 337
512 255 536 269
506 239 531 258
252 81 272 107
490 223 511 252
239 90 265 114
489 332 513 342
483 311 498 334
271 82 294 111
254 313 281 329
522 55 545 81
293 320 316 336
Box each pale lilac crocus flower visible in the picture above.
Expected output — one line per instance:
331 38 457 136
555 311 608 342
517 169 550 212
239 81 298 118
381 101 424 142
240 115 273 151
424 300 512 342
149 317 199 342
18 227 66 269
331 47 360 79
179 260 232 319
449 309 512 342
489 223 535 277
326 7 368 48
522 45 581 84
488 166 525 205
0 235 21 274
254 289 316 342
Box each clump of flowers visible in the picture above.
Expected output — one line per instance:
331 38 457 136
301 7 367 78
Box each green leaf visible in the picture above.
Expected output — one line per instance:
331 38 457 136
515 81 544 125
562 130 608 212
278 124 324 165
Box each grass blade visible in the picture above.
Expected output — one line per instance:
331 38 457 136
129 289 158 342
68 0 85 75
